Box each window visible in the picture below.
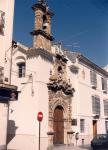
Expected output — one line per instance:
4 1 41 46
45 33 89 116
101 78 107 92
72 119 77 126
17 63 25 78
90 70 97 88
104 100 108 116
0 66 3 83
92 96 100 115
80 119 85 133
0 10 5 34
105 121 108 133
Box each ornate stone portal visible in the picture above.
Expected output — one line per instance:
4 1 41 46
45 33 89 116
47 52 75 146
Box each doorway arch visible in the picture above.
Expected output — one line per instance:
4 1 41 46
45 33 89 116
53 106 64 144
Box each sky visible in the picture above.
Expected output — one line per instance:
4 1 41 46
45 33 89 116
13 0 108 67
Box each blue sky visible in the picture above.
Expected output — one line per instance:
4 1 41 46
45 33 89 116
13 0 108 67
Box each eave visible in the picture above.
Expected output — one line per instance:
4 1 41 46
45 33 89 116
78 55 108 77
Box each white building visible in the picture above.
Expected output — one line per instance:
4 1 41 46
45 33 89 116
0 1 18 150
5 0 108 150
0 0 15 68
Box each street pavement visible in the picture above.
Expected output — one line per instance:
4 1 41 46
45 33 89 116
51 145 92 150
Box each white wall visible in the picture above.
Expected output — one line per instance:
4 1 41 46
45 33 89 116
7 46 108 148
68 59 108 145
0 0 15 68
7 49 53 150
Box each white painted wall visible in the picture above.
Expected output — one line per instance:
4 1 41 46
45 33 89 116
7 47 53 150
7 45 108 149
0 1 15 149
0 103 8 150
67 58 108 145
0 0 15 68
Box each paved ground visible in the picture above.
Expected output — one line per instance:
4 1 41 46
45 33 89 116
51 145 92 150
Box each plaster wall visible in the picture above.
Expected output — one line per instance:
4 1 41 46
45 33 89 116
67 60 108 145
0 102 8 149
0 0 14 68
7 51 53 149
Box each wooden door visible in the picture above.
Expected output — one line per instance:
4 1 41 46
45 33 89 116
53 106 64 144
93 120 97 137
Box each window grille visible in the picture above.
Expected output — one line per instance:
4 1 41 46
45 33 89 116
80 119 85 133
92 96 100 115
104 100 108 116
90 71 97 88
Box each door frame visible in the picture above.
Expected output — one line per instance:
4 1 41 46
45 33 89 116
93 120 97 137
53 105 64 144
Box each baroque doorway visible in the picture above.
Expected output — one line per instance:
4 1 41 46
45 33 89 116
53 106 64 144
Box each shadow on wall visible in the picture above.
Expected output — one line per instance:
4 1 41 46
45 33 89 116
6 120 18 144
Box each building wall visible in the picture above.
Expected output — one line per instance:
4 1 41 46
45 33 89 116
67 58 108 146
7 50 53 150
7 45 108 149
0 0 15 68
0 1 15 149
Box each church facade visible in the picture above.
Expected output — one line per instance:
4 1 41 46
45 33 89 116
4 0 108 150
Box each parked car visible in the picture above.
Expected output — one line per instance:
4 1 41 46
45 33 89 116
91 134 108 149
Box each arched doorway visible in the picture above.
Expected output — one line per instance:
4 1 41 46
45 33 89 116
53 106 64 144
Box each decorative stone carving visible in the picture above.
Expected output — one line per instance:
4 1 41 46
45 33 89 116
47 52 75 145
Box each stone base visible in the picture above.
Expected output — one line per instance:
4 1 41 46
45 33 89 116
47 145 54 150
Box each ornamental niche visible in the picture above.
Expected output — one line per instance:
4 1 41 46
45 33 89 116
47 53 75 96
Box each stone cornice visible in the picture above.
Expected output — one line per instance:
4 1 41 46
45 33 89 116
30 29 54 41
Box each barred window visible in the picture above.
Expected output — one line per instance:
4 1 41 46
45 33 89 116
0 10 5 34
101 78 107 91
17 62 25 78
92 96 100 115
104 100 108 116
90 71 97 88
80 119 85 133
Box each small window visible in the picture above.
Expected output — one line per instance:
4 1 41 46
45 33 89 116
105 121 108 133
92 96 100 115
0 66 4 83
101 78 107 92
72 119 77 126
90 70 97 88
0 10 5 34
80 119 85 133
104 100 108 116
17 62 25 78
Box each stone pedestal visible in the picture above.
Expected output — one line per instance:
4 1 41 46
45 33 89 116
47 131 54 150
67 131 75 146
0 102 8 150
